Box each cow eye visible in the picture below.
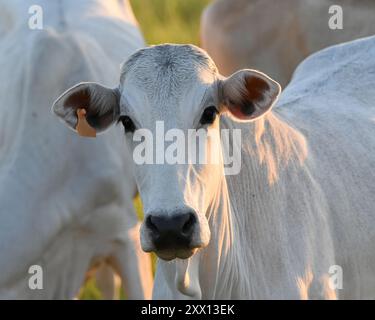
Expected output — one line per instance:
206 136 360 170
200 106 218 125
119 115 136 133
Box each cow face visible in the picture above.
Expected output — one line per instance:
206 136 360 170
53 44 280 261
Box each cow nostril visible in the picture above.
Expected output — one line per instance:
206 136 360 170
182 213 196 234
146 215 158 233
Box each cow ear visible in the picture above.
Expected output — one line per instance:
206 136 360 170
220 69 281 121
52 82 120 136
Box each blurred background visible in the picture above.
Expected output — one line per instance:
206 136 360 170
78 0 210 299
131 0 210 45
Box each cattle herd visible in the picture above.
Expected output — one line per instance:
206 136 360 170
0 0 374 300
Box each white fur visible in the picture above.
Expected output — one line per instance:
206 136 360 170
51 26 375 300
117 39 375 299
0 0 152 299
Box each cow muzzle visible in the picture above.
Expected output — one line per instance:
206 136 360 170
141 209 206 260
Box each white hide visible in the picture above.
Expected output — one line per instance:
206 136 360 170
201 0 375 87
151 37 375 299
55 38 375 299
0 0 152 299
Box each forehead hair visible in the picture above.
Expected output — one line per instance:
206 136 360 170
119 44 219 102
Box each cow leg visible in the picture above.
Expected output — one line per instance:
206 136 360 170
95 262 121 300
110 221 153 300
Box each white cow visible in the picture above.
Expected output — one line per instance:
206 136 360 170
201 0 375 87
53 36 375 299
0 0 152 299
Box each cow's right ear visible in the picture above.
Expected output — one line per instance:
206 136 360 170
52 82 120 136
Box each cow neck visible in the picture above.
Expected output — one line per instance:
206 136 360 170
197 112 309 298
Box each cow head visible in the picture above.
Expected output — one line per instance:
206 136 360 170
53 44 280 261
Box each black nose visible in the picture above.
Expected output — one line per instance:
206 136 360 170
146 211 196 250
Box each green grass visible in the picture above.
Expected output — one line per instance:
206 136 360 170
79 0 210 299
79 277 103 300
130 0 211 45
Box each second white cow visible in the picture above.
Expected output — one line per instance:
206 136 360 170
0 0 152 299
201 0 375 87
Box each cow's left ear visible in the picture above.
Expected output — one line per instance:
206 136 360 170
220 69 281 121
52 82 120 135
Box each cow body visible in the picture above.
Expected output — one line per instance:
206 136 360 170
0 0 152 299
201 0 375 86
51 22 375 299
152 37 375 299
